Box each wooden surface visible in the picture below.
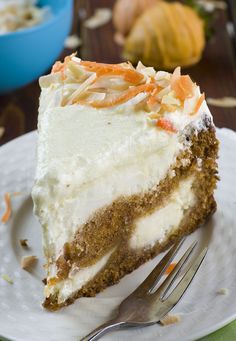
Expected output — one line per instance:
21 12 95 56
0 0 236 147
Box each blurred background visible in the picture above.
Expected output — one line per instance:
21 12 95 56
0 0 236 146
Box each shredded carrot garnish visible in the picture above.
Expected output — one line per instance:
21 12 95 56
51 56 73 80
80 61 144 84
86 83 156 108
165 263 177 275
51 61 66 80
156 119 177 133
1 193 12 224
147 87 162 110
80 61 121 68
51 61 64 73
191 93 205 115
171 75 194 101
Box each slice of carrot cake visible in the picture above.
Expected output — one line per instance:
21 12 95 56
32 55 218 310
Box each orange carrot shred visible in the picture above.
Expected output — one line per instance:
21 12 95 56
171 75 194 101
156 118 177 133
191 93 205 115
85 84 156 108
165 263 177 275
80 61 144 84
147 87 162 110
1 193 12 224
80 61 121 68
51 61 64 73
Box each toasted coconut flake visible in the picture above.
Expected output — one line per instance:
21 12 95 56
2 274 13 284
160 314 181 326
84 8 112 29
0 126 5 139
64 34 82 49
161 91 181 106
67 61 85 80
88 83 155 108
20 239 29 248
148 110 162 120
66 73 97 105
21 255 38 271
39 73 62 88
207 97 236 108
156 86 171 103
217 288 229 295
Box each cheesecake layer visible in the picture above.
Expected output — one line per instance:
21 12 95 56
130 175 196 249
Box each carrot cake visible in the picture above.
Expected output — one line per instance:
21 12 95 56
32 55 219 310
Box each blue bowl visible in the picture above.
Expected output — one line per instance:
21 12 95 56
0 0 73 94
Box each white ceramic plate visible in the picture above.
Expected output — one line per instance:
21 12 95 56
0 128 236 341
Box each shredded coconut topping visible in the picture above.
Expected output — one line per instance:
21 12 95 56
39 54 205 134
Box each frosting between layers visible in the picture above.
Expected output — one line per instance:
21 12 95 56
45 249 114 304
130 176 196 249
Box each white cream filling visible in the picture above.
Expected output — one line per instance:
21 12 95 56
130 176 196 249
45 249 114 304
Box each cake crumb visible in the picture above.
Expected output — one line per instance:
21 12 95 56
160 314 181 326
19 239 29 248
21 255 38 271
217 288 229 295
2 274 13 284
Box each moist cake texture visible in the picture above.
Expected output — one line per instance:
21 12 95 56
32 55 219 310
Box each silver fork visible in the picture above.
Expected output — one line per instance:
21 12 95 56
80 239 207 341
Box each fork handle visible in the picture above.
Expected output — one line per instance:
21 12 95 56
80 319 125 341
